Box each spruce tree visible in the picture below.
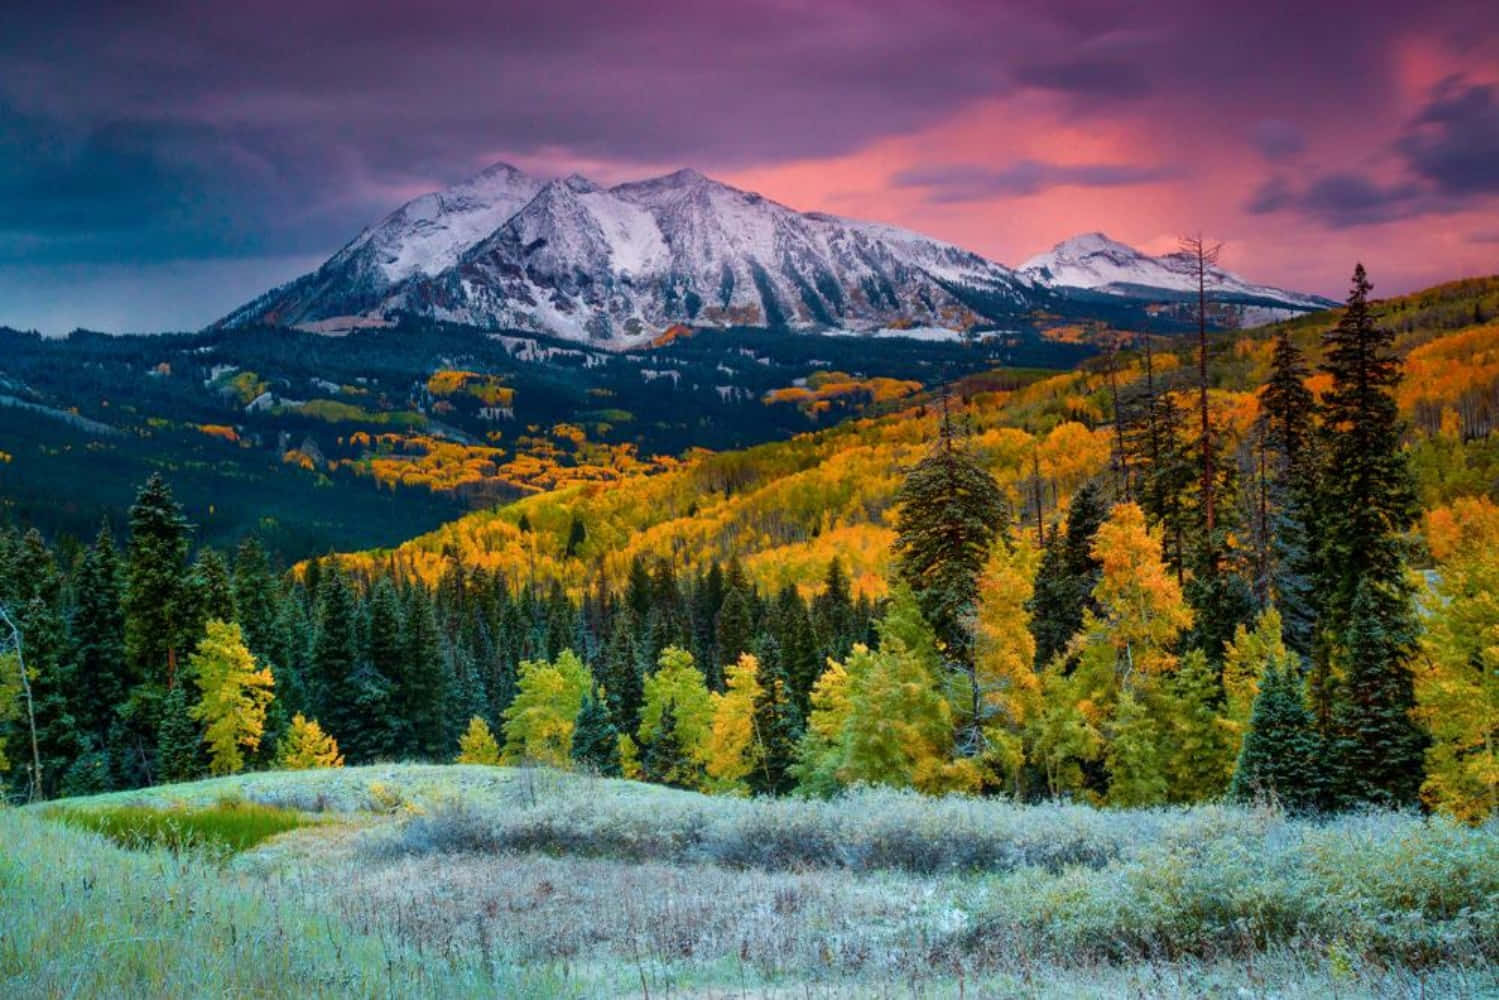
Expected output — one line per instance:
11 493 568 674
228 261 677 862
571 688 621 776
1328 580 1427 808
893 408 1006 672
231 538 279 665
1260 329 1320 656
599 614 644 736
1315 265 1426 807
70 522 128 757
772 584 820 716
156 682 201 784
893 404 1006 755
189 549 236 638
1027 481 1105 669
1317 264 1419 628
1229 664 1319 811
811 558 857 662
124 474 192 686
749 656 801 796
713 584 754 689
642 701 696 788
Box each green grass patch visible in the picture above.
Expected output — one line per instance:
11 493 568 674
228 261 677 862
44 797 308 854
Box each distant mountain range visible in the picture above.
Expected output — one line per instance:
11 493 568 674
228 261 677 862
219 163 1335 345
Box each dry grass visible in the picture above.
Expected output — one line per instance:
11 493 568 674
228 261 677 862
9 764 1499 998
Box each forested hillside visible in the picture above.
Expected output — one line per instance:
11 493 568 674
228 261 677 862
0 322 1074 559
4 271 1497 821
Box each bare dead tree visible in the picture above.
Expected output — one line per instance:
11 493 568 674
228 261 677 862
0 603 42 803
1179 233 1223 564
1105 329 1132 502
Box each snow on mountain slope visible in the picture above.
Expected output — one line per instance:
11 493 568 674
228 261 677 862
218 168 1331 346
216 163 544 329
1020 232 1335 311
219 163 1040 344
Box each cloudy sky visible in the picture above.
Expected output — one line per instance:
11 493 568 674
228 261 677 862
3 0 1497 334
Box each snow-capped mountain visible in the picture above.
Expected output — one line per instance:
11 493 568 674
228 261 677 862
219 166 1332 344
219 163 1036 343
1020 233 1336 316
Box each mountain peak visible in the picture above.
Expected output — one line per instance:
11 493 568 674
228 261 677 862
217 167 1332 342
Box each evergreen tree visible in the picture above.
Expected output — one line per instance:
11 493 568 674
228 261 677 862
1328 580 1427 808
565 515 587 558
772 584 820 715
189 549 236 638
1027 481 1105 669
642 701 696 789
1317 264 1419 630
156 682 200 784
811 558 857 662
124 474 192 686
1229 665 1319 811
713 584 754 690
398 584 449 758
893 407 1006 755
1138 391 1196 579
599 614 644 736
1315 265 1426 807
749 653 801 796
13 593 83 800
231 538 280 665
571 688 621 776
892 410 1007 673
1260 330 1320 655
308 570 395 762
70 522 127 756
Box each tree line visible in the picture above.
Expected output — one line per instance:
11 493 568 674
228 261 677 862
1 265 1493 819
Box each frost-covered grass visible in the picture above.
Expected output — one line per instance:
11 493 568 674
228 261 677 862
10 764 1499 998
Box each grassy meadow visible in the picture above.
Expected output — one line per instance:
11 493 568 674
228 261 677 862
3 765 1497 998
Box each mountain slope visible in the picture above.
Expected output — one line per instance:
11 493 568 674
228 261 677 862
1020 232 1337 320
219 165 1332 345
327 274 1499 598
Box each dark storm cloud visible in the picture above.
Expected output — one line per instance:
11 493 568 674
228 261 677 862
1246 172 1427 228
893 161 1177 201
1251 120 1307 161
0 0 1496 276
1397 77 1499 196
1245 73 1499 229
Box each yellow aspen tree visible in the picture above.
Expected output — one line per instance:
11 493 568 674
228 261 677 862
1044 502 1193 803
792 657 851 796
1416 498 1499 822
188 620 274 776
1088 502 1194 681
703 653 764 794
973 536 1041 791
637 645 714 772
457 716 501 765
501 650 591 767
276 714 344 770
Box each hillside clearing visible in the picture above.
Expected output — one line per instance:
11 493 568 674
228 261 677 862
5 765 1496 998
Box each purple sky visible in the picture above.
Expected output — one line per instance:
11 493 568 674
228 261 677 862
2 0 1497 333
